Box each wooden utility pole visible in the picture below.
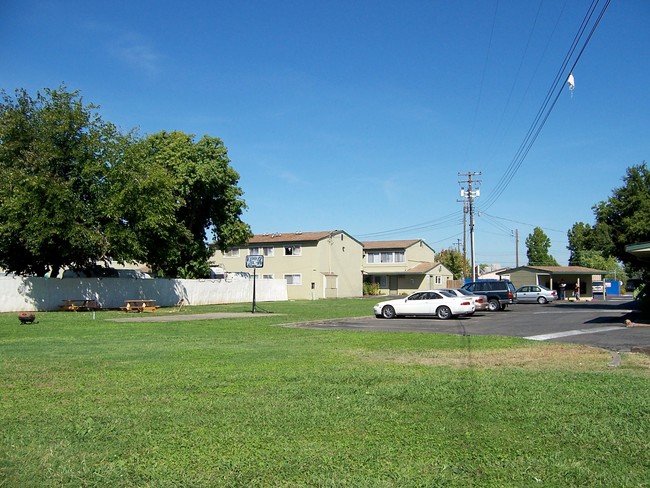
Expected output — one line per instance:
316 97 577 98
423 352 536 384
515 228 519 268
459 172 481 282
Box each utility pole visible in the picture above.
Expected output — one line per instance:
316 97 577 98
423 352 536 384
457 195 468 279
515 228 519 268
459 172 481 282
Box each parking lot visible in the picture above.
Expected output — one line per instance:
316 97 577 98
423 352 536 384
298 296 650 352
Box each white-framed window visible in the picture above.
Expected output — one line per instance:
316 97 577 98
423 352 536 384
249 246 274 257
284 274 302 285
284 245 301 256
435 275 442 284
224 248 240 258
367 251 405 263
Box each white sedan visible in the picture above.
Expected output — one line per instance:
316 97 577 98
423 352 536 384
373 290 475 320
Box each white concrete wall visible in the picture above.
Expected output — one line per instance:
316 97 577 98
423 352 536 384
0 276 288 312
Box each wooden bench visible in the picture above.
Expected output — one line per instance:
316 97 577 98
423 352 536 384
121 300 159 313
60 299 101 311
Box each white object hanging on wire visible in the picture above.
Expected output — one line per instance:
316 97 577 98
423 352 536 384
567 73 575 98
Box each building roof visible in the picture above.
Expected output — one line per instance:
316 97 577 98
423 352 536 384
407 262 440 273
362 239 428 250
499 265 606 275
363 262 446 275
626 241 650 262
247 230 361 245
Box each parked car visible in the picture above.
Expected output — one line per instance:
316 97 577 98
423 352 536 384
461 280 517 311
374 290 475 320
515 285 558 304
440 288 489 312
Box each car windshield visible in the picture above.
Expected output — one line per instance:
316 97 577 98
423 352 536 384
438 290 455 297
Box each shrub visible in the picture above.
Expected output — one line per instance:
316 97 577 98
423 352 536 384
363 282 381 295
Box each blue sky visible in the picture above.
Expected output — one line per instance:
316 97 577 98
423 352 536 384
2 1 648 267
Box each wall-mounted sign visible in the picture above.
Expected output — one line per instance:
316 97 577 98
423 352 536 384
246 254 264 268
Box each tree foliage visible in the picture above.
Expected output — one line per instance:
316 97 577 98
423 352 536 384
525 227 559 266
594 163 650 272
567 222 614 266
0 87 131 276
130 131 252 278
435 248 468 280
0 86 251 278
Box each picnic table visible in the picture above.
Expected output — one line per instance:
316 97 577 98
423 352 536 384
121 299 159 313
59 299 101 311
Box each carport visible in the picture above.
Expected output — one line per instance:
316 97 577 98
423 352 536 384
498 266 605 300
626 241 650 263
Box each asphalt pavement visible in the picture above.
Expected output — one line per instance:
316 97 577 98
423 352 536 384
296 296 650 352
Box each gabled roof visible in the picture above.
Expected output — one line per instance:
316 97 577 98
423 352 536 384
407 262 440 273
362 239 432 251
499 265 606 275
247 230 362 246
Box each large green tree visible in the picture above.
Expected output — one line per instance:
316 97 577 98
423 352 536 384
129 131 251 278
525 227 559 266
567 222 614 266
0 86 131 277
594 163 650 272
0 87 252 278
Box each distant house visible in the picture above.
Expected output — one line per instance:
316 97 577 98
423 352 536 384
362 240 453 295
499 266 605 297
212 230 364 300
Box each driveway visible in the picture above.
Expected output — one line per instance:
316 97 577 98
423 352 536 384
297 296 650 352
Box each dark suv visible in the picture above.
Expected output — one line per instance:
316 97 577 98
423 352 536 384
461 280 517 311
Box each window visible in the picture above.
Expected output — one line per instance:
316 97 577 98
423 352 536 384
249 246 274 257
435 276 442 284
367 251 405 263
262 274 274 280
224 248 240 258
284 274 302 285
285 245 301 256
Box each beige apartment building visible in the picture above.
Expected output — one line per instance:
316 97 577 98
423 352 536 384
213 230 364 300
213 231 453 300
362 239 453 294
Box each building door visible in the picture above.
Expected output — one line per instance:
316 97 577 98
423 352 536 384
325 275 338 298
389 276 398 295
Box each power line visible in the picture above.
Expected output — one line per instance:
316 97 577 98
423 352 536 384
348 1 610 249
480 211 566 234
356 211 463 239
479 0 611 211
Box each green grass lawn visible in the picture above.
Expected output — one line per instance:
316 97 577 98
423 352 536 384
1 299 649 487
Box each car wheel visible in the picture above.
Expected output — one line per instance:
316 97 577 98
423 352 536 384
381 305 396 319
436 306 452 320
537 296 548 304
487 299 500 312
